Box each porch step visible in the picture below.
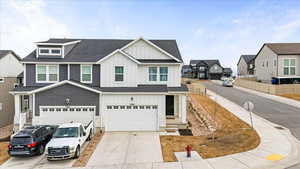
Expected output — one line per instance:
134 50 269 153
165 128 178 132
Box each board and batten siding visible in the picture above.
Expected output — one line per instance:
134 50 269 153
137 65 181 87
277 55 300 77
124 40 171 60
255 46 277 82
100 52 138 87
100 94 166 128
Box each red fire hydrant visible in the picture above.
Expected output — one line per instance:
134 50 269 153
185 145 192 157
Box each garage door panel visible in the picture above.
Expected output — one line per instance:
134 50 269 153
39 106 95 126
105 105 158 131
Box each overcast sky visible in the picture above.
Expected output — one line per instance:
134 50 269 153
1 0 300 73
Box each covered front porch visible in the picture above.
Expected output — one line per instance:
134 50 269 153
13 94 33 131
165 94 187 130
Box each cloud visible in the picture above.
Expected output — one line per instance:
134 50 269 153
0 0 70 57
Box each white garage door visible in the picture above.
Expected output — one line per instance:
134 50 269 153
105 105 158 131
39 106 95 126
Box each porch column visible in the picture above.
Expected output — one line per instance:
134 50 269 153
181 95 187 123
14 95 21 131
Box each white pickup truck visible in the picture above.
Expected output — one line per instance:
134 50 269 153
45 121 94 160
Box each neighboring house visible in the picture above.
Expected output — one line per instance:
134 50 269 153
255 43 300 84
181 65 192 77
11 37 188 132
223 68 233 77
190 60 224 80
237 55 256 76
0 50 23 128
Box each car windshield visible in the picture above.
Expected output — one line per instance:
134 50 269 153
53 127 78 138
11 136 32 145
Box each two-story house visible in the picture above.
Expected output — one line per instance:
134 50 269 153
255 43 300 84
237 55 256 76
0 50 23 129
11 37 188 132
190 59 224 80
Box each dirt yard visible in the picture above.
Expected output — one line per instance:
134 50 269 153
72 130 103 167
0 142 9 165
160 79 260 162
279 94 300 102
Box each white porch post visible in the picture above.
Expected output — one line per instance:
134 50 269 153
181 95 187 123
14 95 21 131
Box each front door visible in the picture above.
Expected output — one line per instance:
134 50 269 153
166 95 174 116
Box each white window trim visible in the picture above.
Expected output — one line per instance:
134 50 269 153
114 66 124 82
80 64 93 83
283 58 296 76
148 66 168 82
38 47 62 56
0 78 4 83
36 65 59 83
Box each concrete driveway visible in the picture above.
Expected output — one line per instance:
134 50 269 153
87 132 163 167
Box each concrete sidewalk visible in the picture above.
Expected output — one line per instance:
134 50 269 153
234 85 300 109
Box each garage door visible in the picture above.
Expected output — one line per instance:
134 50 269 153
39 106 95 126
105 105 158 131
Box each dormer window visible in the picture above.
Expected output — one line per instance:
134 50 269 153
38 48 62 56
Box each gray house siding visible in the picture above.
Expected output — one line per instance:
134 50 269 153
70 64 80 82
64 43 77 56
59 64 68 81
26 64 68 87
92 64 100 86
35 84 99 116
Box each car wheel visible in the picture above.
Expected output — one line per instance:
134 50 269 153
74 146 80 159
39 145 45 155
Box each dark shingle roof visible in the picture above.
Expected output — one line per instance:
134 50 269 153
223 68 233 73
265 43 300 55
137 59 179 63
17 72 24 78
36 39 79 44
23 39 183 62
190 60 221 67
240 55 256 64
0 50 21 61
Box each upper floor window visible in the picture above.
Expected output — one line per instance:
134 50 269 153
149 67 157 81
115 66 124 82
284 59 296 75
160 67 168 81
36 65 58 83
199 66 205 71
38 48 62 56
81 65 92 83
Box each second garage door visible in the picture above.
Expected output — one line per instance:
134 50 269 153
105 105 158 131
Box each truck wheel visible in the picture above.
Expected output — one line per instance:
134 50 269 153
74 146 80 159
39 145 45 155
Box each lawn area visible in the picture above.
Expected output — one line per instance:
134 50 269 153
160 80 260 162
279 94 300 102
0 142 9 165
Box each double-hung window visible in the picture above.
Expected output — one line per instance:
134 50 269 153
36 65 58 83
81 65 92 83
115 66 124 81
160 67 168 81
284 59 296 75
149 67 157 81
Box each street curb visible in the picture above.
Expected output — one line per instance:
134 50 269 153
206 89 300 169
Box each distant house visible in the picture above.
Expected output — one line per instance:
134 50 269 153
237 55 256 76
0 50 23 128
181 65 192 77
223 68 233 77
255 43 300 84
189 60 224 80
